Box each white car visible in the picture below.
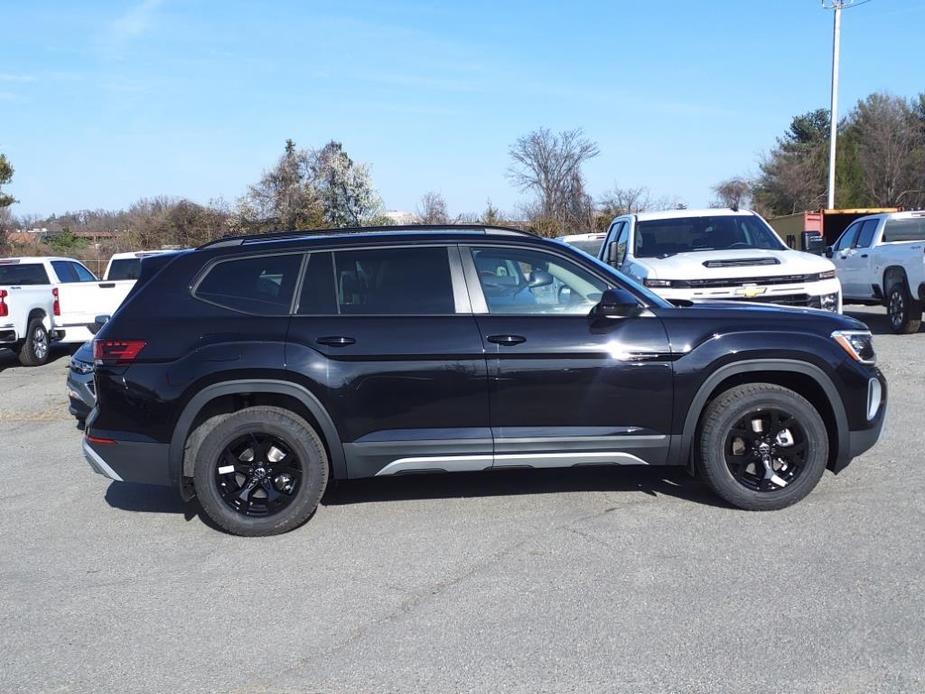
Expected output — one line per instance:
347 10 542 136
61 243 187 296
598 209 842 312
556 232 607 257
104 250 176 281
0 256 135 366
828 210 925 333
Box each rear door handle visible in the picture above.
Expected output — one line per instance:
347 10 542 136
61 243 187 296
486 334 526 346
316 336 356 347
860 254 868 258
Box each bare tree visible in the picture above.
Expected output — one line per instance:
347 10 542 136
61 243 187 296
598 185 654 217
417 191 449 224
711 177 753 209
508 128 599 229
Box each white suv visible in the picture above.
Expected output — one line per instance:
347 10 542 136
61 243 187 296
598 209 842 312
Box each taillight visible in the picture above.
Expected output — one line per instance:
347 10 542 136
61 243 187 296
93 339 146 365
52 287 60 316
0 289 7 318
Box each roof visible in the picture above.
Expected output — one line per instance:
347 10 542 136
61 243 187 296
631 208 757 222
197 224 537 251
0 256 84 264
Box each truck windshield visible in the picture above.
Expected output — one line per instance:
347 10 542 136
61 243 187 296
634 215 786 258
0 264 50 285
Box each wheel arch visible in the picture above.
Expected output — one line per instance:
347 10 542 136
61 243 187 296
26 308 51 331
675 360 850 473
169 379 346 492
882 265 909 298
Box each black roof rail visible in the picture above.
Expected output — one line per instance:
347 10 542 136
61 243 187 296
196 224 535 250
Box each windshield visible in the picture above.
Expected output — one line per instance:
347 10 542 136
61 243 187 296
634 215 786 258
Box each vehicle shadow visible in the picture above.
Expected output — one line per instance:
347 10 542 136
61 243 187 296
844 309 921 336
0 346 75 373
103 466 730 524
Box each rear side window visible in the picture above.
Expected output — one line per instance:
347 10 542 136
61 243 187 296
0 263 50 285
883 217 925 242
107 259 141 280
195 254 303 315
333 247 454 314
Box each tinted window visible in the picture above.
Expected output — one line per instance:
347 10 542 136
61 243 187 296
196 254 302 314
107 258 141 280
72 262 97 281
834 223 860 251
634 215 785 258
566 239 605 256
883 217 925 242
471 247 609 315
855 219 880 248
334 247 454 315
615 224 629 264
297 252 337 315
51 261 79 283
0 263 50 285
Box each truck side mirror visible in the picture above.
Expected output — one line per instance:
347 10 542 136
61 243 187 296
607 242 619 265
824 246 834 259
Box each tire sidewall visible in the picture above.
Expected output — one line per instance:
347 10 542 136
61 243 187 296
701 391 828 510
194 409 328 536
20 318 49 366
888 286 907 332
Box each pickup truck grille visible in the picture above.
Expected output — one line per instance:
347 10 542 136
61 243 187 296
674 274 817 288
722 293 813 307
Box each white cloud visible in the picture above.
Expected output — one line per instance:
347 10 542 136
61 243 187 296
109 0 165 42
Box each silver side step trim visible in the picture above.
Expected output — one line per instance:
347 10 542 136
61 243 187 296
82 439 124 482
375 451 648 476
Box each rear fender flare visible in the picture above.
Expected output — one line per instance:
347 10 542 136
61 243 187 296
169 379 346 484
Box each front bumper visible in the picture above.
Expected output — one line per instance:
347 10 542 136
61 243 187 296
833 369 887 473
67 362 95 421
656 278 842 312
82 436 171 485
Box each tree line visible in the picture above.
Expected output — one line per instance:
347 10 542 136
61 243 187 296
2 87 923 261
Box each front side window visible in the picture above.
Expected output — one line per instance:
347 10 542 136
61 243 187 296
470 247 609 315
834 223 860 251
634 215 785 258
883 217 925 243
71 262 97 282
196 254 302 314
333 246 455 315
854 219 880 248
51 261 78 283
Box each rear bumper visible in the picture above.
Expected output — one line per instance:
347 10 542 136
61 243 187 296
0 327 18 344
82 437 171 486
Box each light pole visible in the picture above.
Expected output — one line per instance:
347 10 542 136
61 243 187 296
822 0 869 210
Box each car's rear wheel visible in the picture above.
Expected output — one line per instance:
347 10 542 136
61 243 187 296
887 283 921 334
696 383 829 510
18 318 50 367
193 406 328 536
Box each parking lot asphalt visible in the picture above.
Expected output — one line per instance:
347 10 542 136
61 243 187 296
0 305 922 693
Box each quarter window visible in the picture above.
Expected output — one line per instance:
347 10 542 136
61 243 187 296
196 254 303 314
333 247 455 315
470 247 609 315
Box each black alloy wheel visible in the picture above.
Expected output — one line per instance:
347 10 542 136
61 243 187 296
724 408 807 492
215 433 302 517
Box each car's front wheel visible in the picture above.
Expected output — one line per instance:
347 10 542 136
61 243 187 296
192 406 329 536
696 383 829 511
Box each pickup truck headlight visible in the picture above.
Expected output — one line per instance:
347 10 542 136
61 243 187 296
644 278 672 288
832 330 875 365
816 269 836 281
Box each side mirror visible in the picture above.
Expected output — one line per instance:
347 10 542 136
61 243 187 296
90 315 110 336
607 241 619 265
528 269 554 288
824 246 834 259
592 287 640 319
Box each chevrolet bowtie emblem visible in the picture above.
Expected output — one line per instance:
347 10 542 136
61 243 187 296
736 285 767 298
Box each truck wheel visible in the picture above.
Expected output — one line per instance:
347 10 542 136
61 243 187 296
696 383 829 511
192 406 329 536
18 318 50 367
887 284 921 334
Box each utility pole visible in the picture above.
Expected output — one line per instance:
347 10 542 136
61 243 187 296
822 0 869 210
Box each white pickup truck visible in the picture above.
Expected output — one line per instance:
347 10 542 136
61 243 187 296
829 210 925 333
0 256 135 366
598 208 842 312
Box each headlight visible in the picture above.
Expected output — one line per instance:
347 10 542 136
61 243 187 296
644 278 672 288
832 330 875 364
819 292 839 312
817 269 836 280
70 360 94 375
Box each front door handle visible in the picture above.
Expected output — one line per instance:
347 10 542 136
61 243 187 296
316 336 356 347
860 253 868 258
487 334 526 346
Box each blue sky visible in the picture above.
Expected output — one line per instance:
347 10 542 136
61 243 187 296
2 0 923 218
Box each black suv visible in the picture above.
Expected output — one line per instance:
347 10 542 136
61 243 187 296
83 226 887 535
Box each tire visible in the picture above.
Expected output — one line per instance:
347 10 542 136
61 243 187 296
192 406 329 536
696 383 829 511
887 283 921 334
18 318 50 367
